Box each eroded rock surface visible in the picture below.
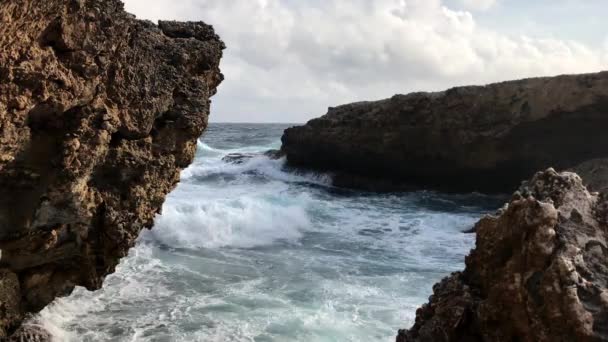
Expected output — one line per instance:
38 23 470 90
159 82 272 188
399 169 608 342
573 159 608 193
0 0 224 338
282 72 608 193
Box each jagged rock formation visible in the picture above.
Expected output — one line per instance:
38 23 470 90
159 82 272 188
0 0 224 338
282 72 608 193
398 169 608 342
573 159 608 193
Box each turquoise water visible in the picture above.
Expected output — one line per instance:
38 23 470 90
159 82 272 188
38 124 502 341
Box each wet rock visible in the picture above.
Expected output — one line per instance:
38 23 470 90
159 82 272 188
222 153 259 164
264 149 284 160
571 158 608 193
461 226 477 234
8 324 52 342
282 72 608 193
221 150 284 164
400 169 608 342
0 0 223 338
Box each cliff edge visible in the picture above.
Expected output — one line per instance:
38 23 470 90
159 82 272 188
282 72 608 193
399 169 608 341
0 0 223 338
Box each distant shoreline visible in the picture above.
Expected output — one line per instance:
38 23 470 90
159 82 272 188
209 122 304 125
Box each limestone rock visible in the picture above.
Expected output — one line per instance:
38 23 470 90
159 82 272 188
572 159 608 193
282 72 608 193
399 169 608 342
0 0 223 338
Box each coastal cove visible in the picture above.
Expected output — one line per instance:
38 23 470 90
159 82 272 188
1 1 608 340
36 124 505 341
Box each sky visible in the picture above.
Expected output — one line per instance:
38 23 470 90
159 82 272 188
122 0 608 123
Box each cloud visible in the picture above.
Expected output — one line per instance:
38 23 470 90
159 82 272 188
603 36 608 65
123 0 607 123
459 0 497 11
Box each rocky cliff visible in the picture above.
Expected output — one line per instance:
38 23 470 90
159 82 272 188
0 0 223 338
282 72 608 193
398 169 608 342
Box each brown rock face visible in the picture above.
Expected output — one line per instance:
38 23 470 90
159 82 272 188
281 72 608 193
399 169 608 342
0 0 223 338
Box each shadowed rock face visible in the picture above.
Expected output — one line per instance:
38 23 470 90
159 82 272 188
399 169 608 342
282 72 608 193
0 0 223 338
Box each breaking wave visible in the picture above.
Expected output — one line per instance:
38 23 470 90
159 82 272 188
36 124 502 342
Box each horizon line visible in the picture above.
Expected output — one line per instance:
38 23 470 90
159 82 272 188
209 121 305 125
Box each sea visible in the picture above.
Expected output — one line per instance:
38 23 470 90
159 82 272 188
37 123 504 342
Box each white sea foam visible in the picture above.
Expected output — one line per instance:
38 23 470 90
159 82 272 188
37 244 172 342
182 153 333 187
150 190 312 249
34 126 498 342
197 140 278 156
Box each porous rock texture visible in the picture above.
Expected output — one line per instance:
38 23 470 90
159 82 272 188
398 169 608 342
282 72 608 193
0 0 224 338
573 159 608 194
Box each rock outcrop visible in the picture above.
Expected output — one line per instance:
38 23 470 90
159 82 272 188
398 169 608 342
0 0 223 338
282 72 608 193
573 159 608 194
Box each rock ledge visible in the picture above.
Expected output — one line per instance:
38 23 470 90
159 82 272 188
282 72 608 193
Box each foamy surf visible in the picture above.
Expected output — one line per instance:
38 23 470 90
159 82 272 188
36 124 503 342
150 190 311 249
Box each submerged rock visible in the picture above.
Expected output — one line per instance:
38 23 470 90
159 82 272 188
282 72 608 193
0 0 223 338
222 153 260 164
399 169 608 342
221 150 284 164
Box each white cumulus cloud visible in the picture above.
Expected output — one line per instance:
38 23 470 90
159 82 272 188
123 0 607 123
459 0 497 11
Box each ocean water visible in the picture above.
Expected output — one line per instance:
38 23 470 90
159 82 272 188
37 123 503 342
